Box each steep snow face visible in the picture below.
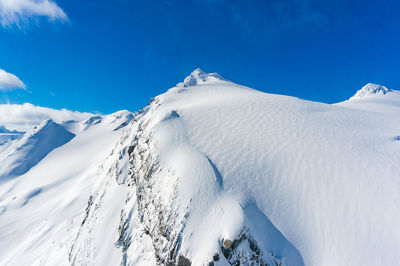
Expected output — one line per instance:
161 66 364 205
336 83 400 115
0 111 133 265
0 120 75 182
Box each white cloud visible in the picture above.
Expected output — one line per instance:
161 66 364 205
0 0 67 27
0 68 26 90
0 103 93 131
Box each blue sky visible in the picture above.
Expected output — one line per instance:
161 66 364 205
0 0 400 114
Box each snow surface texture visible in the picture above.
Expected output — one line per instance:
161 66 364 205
1 69 400 266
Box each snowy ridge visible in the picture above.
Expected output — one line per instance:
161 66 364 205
1 70 400 265
69 98 300 266
0 119 75 182
0 111 133 265
337 83 400 115
65 71 400 266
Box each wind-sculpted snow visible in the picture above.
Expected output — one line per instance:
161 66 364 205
1 70 400 265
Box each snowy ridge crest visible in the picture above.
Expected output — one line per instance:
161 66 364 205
0 119 75 181
177 68 227 87
350 83 392 99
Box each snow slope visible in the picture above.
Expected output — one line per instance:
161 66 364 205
67 71 400 266
0 120 75 183
0 70 399 266
349 83 392 99
0 111 133 265
336 83 400 115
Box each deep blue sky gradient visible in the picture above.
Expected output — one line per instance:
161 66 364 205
1 0 400 113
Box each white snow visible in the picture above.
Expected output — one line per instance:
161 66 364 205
0 70 399 266
0 119 75 182
0 111 133 265
336 83 400 116
127 72 400 265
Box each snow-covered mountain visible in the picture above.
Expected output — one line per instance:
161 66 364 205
0 70 399 266
0 125 23 146
336 83 400 115
0 119 74 182
0 126 18 133
349 83 392 99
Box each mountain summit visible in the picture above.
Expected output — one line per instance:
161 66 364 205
350 83 392 99
177 68 226 87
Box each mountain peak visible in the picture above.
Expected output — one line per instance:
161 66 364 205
0 119 75 180
350 83 392 100
27 119 73 141
177 68 226 87
0 125 14 133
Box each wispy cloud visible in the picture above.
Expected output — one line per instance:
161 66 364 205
0 0 67 27
0 68 26 91
0 103 92 131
